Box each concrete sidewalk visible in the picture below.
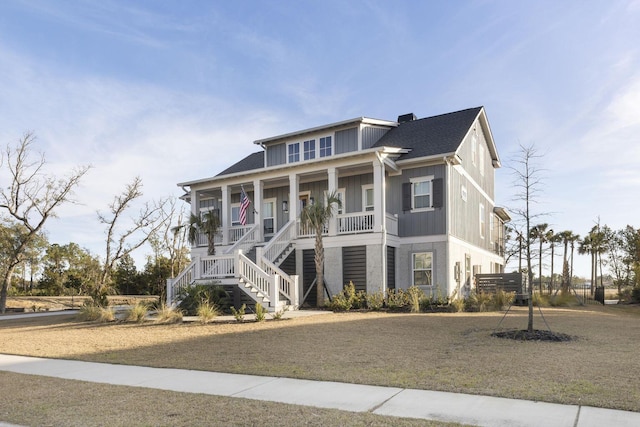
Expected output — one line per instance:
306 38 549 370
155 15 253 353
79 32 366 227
1 354 639 426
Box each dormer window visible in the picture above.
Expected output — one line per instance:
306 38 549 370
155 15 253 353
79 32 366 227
303 139 316 160
320 136 332 157
288 142 300 163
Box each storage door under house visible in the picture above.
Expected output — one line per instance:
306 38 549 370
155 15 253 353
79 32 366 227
387 246 396 289
302 249 318 307
342 246 367 292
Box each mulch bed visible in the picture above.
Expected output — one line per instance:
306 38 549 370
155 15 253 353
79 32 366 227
491 329 574 342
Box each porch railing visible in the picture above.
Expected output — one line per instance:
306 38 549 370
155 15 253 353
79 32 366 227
260 257 299 307
337 212 374 234
297 220 328 238
167 259 196 303
262 220 296 263
224 223 259 254
238 251 278 307
229 224 254 243
197 231 223 247
201 254 235 278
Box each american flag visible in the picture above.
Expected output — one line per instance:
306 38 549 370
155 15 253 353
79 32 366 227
239 187 250 225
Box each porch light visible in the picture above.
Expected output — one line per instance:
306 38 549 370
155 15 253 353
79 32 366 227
282 200 288 213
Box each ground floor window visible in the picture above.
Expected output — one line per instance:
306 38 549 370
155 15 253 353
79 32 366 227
412 252 433 286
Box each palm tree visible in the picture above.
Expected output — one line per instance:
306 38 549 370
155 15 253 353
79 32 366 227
531 223 548 293
547 231 561 294
579 233 595 295
558 230 575 293
299 191 341 307
173 210 220 256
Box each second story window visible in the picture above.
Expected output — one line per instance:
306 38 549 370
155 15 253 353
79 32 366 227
411 176 433 211
320 136 332 157
288 143 300 163
362 185 374 211
303 139 316 160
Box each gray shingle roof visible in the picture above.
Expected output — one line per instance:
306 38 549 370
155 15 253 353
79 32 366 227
216 151 264 176
372 107 482 160
216 107 483 176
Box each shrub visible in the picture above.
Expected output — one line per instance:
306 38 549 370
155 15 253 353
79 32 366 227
449 298 465 312
231 304 246 322
326 282 366 312
493 290 515 310
126 301 149 323
366 291 385 311
254 303 266 322
177 283 230 316
465 292 494 312
386 288 408 311
407 286 424 313
155 303 183 324
532 292 549 307
420 288 448 312
549 292 576 307
196 300 220 324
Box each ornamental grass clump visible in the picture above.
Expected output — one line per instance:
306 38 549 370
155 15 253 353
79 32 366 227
230 304 246 322
196 300 220 324
254 303 266 322
155 303 183 324
366 291 384 311
77 303 114 322
125 301 149 323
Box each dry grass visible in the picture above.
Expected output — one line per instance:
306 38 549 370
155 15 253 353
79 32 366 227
1 302 640 420
0 371 457 427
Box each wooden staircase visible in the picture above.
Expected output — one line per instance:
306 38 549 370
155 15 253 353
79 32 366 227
168 220 299 312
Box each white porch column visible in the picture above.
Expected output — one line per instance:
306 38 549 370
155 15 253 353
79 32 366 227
221 185 230 246
327 167 338 236
289 173 299 221
372 160 384 233
253 179 263 242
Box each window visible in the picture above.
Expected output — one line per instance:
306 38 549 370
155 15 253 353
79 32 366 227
231 203 241 226
263 199 276 235
288 143 300 163
362 185 374 211
412 252 433 287
489 213 494 244
411 176 433 211
319 136 332 157
479 203 485 239
303 139 316 160
479 143 485 176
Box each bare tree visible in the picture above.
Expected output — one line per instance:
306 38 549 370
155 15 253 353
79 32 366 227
0 133 90 312
93 176 166 305
148 198 190 278
509 144 546 333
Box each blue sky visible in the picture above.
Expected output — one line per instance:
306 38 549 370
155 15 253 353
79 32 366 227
1 0 639 277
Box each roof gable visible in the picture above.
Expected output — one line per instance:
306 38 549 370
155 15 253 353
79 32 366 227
373 107 483 160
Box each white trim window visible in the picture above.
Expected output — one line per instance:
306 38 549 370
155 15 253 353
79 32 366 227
303 139 316 160
288 142 300 163
362 184 374 212
319 136 332 157
263 198 276 236
412 252 433 287
410 176 434 212
479 203 485 239
479 143 485 176
231 203 241 226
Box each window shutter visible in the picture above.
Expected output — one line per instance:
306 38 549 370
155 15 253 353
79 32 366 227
432 178 443 208
402 182 412 211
